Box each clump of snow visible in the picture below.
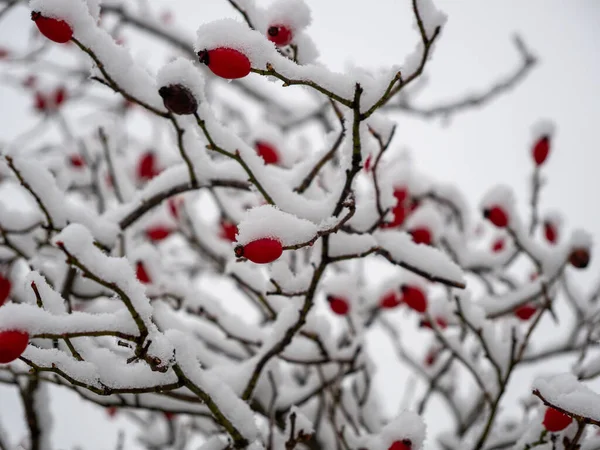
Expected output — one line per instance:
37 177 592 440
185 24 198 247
534 373 600 422
479 185 516 218
30 0 166 111
405 203 444 240
543 210 563 227
414 0 448 38
7 157 68 229
157 57 206 105
195 18 278 68
263 0 312 34
569 228 592 249
374 229 464 286
235 205 318 246
531 119 556 139
293 32 320 64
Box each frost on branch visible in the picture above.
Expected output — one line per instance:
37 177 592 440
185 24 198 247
0 0 594 449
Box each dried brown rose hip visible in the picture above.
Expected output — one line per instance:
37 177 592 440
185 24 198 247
158 84 198 115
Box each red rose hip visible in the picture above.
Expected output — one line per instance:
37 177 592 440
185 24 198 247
219 220 238 242
0 275 11 307
198 48 251 79
484 205 509 228
543 407 572 432
401 285 427 313
0 330 29 364
235 238 282 264
532 135 550 166
514 304 537 321
255 141 280 165
136 261 151 284
544 222 557 244
491 238 505 253
54 86 67 107
389 440 412 450
137 151 160 181
146 225 172 242
327 295 350 315
267 24 293 46
380 291 401 309
420 317 447 329
31 12 73 44
69 154 85 168
409 227 432 245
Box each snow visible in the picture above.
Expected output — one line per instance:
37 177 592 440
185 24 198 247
30 0 166 112
235 204 318 246
167 329 260 442
263 0 312 34
479 184 516 216
534 373 600 422
52 224 155 325
531 119 556 138
156 57 206 106
6 156 68 229
570 228 592 249
374 229 465 286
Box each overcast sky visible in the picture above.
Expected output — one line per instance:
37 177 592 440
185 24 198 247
1 1 600 449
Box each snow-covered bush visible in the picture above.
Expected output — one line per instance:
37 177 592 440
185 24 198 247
0 0 598 449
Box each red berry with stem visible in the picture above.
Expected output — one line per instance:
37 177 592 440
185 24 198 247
543 407 572 432
514 304 537 321
0 275 11 307
380 291 401 309
569 248 590 269
544 221 558 244
401 285 427 313
388 439 412 450
327 295 350 315
164 412 175 421
483 205 509 228
532 135 550 166
409 227 432 245
106 407 117 418
0 330 29 364
69 154 85 168
197 48 251 79
219 220 238 242
136 262 151 284
31 11 73 44
137 151 160 181
491 238 505 253
146 225 172 242
235 238 282 264
267 24 293 46
54 86 67 107
255 141 280 165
